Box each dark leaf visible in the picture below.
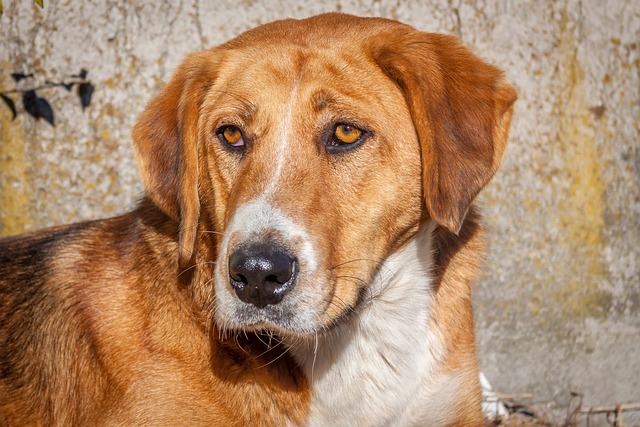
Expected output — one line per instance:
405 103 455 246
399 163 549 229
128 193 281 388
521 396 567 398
36 97 54 126
23 90 39 119
1 94 17 120
11 73 33 83
78 82 94 110
63 83 75 91
78 68 88 80
22 90 55 126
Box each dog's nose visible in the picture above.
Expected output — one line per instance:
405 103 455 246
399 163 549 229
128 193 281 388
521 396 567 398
228 244 296 308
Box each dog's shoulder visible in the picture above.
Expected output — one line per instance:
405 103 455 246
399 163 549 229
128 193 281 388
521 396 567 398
0 219 97 325
0 220 103 423
1 221 85 269
0 200 180 424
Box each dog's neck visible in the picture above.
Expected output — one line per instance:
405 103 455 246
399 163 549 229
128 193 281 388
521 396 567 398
287 222 455 426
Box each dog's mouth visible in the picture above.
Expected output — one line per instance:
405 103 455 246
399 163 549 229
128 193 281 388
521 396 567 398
214 247 367 337
212 198 372 337
215 279 364 337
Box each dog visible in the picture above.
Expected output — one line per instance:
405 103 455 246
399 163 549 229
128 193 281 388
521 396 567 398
0 13 516 426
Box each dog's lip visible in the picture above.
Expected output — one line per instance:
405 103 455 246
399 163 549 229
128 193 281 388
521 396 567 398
221 283 366 336
227 307 306 334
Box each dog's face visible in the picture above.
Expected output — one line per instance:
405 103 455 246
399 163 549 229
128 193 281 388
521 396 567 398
205 43 424 334
133 14 516 336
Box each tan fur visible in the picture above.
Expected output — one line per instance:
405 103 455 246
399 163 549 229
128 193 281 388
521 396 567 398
0 13 515 426
430 209 487 425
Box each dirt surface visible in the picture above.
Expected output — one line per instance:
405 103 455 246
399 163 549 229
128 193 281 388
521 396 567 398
486 417 553 427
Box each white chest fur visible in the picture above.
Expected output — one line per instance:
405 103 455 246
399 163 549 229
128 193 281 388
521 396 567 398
290 224 457 427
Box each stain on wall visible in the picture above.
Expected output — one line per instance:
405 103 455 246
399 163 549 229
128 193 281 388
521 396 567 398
0 101 32 236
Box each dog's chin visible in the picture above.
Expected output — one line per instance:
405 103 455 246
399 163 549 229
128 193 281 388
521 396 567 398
215 296 361 338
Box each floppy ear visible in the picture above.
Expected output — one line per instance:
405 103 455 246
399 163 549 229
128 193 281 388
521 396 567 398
133 51 217 268
375 31 516 234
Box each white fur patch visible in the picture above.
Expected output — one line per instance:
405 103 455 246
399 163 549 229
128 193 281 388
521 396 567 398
213 196 320 331
213 74 315 331
288 223 459 427
264 74 302 197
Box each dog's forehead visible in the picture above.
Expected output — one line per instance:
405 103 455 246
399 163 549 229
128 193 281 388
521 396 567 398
197 15 420 136
206 40 404 122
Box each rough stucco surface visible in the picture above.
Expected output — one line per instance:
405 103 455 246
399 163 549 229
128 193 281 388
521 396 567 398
1 0 638 422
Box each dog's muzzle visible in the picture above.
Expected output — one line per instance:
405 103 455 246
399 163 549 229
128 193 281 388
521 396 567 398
228 243 297 308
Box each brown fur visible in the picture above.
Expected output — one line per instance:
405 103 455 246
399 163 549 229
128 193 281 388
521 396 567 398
0 200 309 426
0 13 515 426
430 209 487 426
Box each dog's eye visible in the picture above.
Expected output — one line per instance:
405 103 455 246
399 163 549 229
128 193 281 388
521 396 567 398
334 124 362 145
217 125 245 148
326 124 366 153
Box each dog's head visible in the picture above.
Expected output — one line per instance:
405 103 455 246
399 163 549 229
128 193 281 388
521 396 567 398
133 14 516 336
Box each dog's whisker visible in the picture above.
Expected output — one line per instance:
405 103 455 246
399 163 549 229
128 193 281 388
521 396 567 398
201 230 225 236
330 257 381 270
335 274 369 287
255 339 283 359
254 330 271 348
254 343 293 369
177 263 199 278
311 332 319 385
334 275 376 308
234 333 253 356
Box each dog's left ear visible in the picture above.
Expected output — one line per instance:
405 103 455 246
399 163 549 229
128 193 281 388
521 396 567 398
133 51 217 268
375 31 517 234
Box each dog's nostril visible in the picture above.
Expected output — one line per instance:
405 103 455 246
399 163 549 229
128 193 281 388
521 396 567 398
265 274 280 284
230 273 249 286
228 244 297 308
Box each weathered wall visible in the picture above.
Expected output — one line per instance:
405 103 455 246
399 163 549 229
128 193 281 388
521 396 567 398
1 0 638 422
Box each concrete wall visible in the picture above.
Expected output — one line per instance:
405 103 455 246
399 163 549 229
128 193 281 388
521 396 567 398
1 0 638 422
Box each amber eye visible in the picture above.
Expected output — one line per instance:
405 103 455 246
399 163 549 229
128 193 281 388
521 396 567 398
334 124 362 144
217 125 245 148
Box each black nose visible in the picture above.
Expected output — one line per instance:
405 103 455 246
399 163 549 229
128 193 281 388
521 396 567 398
228 244 296 308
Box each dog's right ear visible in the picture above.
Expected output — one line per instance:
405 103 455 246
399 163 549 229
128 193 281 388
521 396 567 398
133 51 218 268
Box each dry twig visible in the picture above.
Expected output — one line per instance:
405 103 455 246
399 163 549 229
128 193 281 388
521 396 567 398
565 391 640 427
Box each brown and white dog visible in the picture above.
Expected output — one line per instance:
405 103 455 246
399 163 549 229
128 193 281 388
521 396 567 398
0 13 515 426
